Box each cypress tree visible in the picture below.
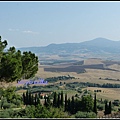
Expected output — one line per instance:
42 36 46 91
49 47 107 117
34 93 37 106
104 101 108 115
31 94 34 105
53 92 57 107
65 93 67 111
57 93 60 108
38 92 41 98
28 91 32 105
37 95 40 105
108 101 112 114
93 93 97 114
44 96 47 107
75 98 79 113
47 96 51 107
26 90 29 105
22 92 26 105
71 96 75 114
60 91 64 107
67 98 71 113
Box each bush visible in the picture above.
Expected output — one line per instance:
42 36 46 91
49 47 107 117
11 99 16 104
10 103 17 108
77 88 82 93
75 111 97 118
16 100 21 107
97 103 104 111
0 110 10 118
75 94 78 97
3 102 11 109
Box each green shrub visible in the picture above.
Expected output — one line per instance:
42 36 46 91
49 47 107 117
0 110 10 118
97 103 104 111
75 111 97 118
3 102 11 109
10 103 17 108
16 100 21 107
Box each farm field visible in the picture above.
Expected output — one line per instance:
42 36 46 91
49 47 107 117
2 58 120 102
1 58 120 118
85 87 120 101
36 67 120 85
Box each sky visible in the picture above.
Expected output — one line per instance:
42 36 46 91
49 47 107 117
0 1 120 48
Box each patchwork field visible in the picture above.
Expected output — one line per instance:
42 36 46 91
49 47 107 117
2 58 120 102
36 67 120 85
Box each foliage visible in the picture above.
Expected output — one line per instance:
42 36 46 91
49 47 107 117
21 51 38 79
53 92 57 107
2 102 11 109
81 95 94 112
22 104 70 118
0 36 39 83
45 75 75 83
93 93 97 114
2 86 22 102
0 109 11 118
0 47 22 82
75 111 97 118
66 81 120 89
104 101 112 115
97 103 104 111
22 90 41 106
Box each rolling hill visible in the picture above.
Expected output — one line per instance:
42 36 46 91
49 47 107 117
18 37 120 55
17 37 120 61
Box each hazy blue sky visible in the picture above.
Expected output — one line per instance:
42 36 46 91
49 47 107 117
0 1 120 48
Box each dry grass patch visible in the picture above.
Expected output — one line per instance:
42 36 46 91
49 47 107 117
36 66 120 85
16 89 27 95
86 87 120 101
108 64 120 71
84 58 103 65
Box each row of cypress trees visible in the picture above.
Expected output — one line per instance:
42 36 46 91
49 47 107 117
22 90 111 116
22 90 40 106
52 91 97 115
53 91 64 108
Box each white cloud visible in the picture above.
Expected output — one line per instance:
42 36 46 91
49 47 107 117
22 30 39 34
8 28 19 31
8 28 39 35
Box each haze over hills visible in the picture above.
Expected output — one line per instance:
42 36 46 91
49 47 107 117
18 37 120 60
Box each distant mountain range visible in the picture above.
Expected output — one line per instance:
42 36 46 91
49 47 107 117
18 37 120 55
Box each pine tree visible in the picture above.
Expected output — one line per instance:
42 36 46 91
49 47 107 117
93 93 97 114
0 36 39 83
21 51 38 79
